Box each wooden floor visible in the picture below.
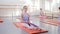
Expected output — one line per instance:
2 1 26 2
0 17 58 34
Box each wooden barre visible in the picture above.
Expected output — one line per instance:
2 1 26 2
0 8 20 10
0 4 21 6
0 4 21 10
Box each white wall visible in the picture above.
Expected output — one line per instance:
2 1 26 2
0 0 45 16
0 0 60 16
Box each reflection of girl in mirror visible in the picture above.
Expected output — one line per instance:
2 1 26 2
40 8 45 23
40 8 44 16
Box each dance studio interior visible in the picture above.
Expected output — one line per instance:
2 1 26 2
0 0 60 34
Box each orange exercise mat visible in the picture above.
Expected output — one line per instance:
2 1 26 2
13 22 48 34
37 16 60 26
0 18 3 23
46 19 60 26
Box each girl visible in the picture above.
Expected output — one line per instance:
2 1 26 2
21 6 40 29
58 7 60 34
58 7 60 20
40 8 45 23
21 6 30 26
